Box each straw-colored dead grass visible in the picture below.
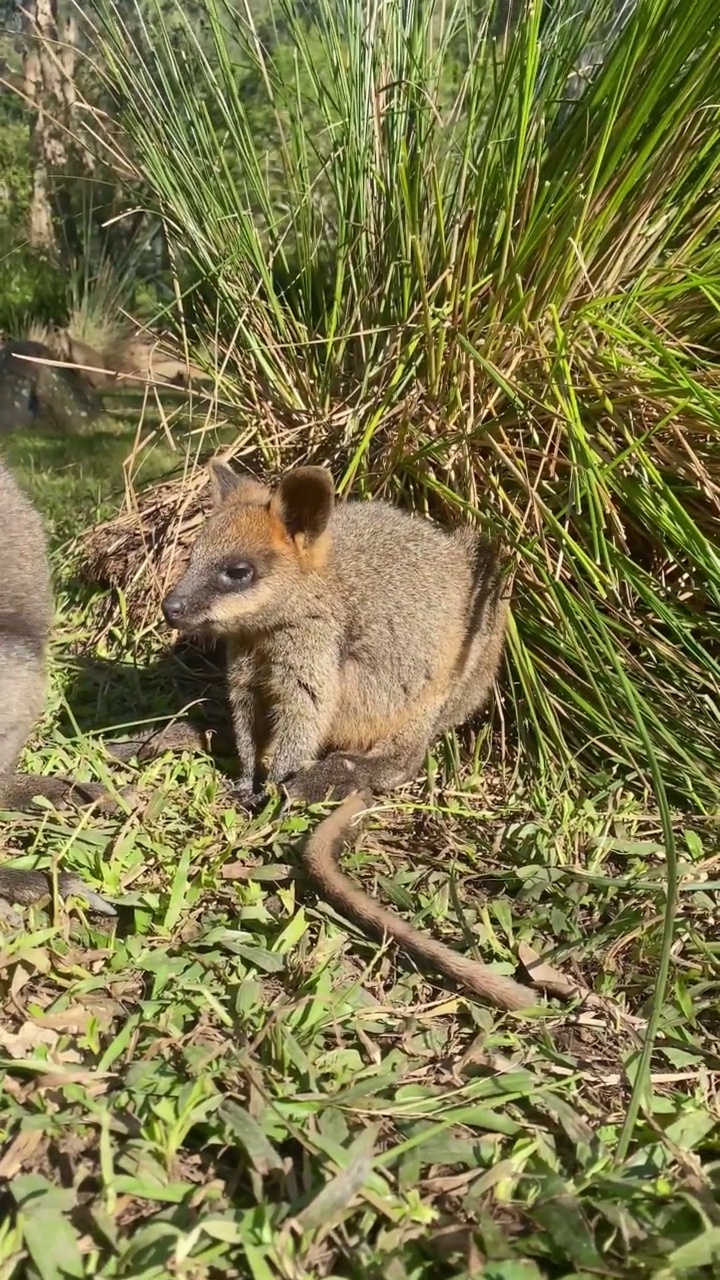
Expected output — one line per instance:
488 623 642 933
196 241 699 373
77 471 204 622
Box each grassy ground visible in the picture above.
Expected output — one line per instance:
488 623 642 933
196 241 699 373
0 399 181 541
0 429 719 1278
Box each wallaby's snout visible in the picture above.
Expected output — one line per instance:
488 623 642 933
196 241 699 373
161 569 217 633
161 588 187 628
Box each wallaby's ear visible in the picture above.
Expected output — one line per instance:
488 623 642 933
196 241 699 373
208 461 269 509
271 466 335 544
208 461 241 507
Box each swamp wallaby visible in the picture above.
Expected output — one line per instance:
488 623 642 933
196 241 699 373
0 456 116 919
123 463 535 1011
0 339 101 433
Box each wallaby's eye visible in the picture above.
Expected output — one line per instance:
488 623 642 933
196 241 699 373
218 562 255 590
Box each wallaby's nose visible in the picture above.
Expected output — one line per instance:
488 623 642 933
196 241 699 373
162 592 185 627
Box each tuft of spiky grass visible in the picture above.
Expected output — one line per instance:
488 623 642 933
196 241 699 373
76 0 720 809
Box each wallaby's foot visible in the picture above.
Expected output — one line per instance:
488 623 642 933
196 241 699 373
285 753 377 804
106 721 212 764
0 772 137 816
0 867 117 918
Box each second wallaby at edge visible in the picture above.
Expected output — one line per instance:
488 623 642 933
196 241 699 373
154 462 536 1012
0 456 117 918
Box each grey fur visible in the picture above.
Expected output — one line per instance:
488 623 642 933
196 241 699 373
0 457 115 918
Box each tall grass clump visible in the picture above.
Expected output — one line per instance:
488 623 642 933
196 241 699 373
82 0 720 808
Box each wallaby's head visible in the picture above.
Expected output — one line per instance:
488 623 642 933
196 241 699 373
162 462 335 636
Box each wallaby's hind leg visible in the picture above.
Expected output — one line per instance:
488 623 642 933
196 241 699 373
284 705 442 804
0 641 118 917
435 541 511 735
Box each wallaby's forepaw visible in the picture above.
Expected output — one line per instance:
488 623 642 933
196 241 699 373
0 867 117 919
285 754 374 804
219 779 266 813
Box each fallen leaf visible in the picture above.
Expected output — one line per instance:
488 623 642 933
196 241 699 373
0 1128 46 1178
517 944 592 1001
0 1023 61 1060
220 861 293 881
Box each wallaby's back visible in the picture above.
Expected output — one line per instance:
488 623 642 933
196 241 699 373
0 457 53 776
324 500 475 639
319 500 509 749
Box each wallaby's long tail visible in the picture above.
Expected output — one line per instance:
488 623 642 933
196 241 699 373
302 792 538 1013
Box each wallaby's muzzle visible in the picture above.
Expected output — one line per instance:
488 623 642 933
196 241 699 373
161 589 187 627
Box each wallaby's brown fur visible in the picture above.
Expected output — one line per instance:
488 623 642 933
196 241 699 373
0 457 116 920
156 461 536 1011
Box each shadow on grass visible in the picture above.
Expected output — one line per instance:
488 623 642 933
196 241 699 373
59 635 236 766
